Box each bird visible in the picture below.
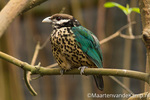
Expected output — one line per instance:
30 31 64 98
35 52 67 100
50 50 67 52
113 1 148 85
42 14 104 91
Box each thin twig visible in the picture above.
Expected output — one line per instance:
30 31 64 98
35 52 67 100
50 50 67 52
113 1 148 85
109 76 134 94
39 35 50 49
118 22 136 32
127 14 133 36
24 42 41 96
120 33 142 39
122 13 133 94
99 22 137 45
46 63 58 68
100 32 119 44
31 42 41 65
24 70 37 96
24 35 51 96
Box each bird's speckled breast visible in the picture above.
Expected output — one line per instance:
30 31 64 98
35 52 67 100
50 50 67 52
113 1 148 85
50 27 95 70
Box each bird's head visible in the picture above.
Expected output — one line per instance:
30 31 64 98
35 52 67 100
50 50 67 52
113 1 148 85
42 14 81 28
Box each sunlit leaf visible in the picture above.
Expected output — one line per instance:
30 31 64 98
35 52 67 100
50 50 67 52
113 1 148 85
104 2 128 15
104 2 117 8
104 2 140 15
125 4 131 14
130 8 140 14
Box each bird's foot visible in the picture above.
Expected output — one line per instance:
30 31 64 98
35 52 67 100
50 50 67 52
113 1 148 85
60 69 66 76
78 66 88 75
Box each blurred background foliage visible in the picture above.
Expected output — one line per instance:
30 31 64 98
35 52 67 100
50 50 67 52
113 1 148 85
0 0 145 100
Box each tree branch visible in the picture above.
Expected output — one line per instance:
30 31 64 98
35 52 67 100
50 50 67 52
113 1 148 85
99 22 141 45
0 51 149 83
0 0 30 38
22 0 48 13
24 42 41 96
109 76 134 94
139 0 150 92
0 0 48 38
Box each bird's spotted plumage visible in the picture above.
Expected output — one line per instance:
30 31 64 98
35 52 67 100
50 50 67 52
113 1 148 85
42 14 104 90
50 27 95 70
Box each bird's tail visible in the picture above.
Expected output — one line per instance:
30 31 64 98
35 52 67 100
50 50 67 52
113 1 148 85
93 75 104 91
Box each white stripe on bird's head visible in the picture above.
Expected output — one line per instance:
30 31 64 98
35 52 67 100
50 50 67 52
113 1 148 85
53 19 70 25
42 16 70 25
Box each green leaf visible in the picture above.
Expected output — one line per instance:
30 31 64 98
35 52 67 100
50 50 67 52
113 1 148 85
126 4 131 14
104 2 140 15
104 2 128 15
130 8 140 14
104 2 117 8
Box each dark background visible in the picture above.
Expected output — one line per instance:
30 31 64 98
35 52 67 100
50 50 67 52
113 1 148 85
0 0 145 100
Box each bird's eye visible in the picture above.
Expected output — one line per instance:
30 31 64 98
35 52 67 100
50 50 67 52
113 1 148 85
56 17 61 21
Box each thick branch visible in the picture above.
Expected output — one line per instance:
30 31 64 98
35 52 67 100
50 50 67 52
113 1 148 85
0 51 149 84
22 0 48 13
139 0 150 92
139 0 150 46
0 0 30 37
0 0 48 38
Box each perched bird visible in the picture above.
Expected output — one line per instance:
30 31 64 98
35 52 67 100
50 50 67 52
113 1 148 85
42 14 104 91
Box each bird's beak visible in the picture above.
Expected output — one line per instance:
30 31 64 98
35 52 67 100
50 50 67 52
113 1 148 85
42 17 52 23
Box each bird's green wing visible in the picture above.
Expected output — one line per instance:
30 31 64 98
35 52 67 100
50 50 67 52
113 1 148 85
72 26 103 68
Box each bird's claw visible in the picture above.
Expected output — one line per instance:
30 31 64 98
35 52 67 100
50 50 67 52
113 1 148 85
78 66 88 75
60 69 66 76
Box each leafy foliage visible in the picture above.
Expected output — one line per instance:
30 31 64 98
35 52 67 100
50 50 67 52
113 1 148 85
104 2 140 15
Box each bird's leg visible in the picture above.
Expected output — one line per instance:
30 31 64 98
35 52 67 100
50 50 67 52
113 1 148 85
60 69 64 76
60 69 67 76
78 66 88 75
